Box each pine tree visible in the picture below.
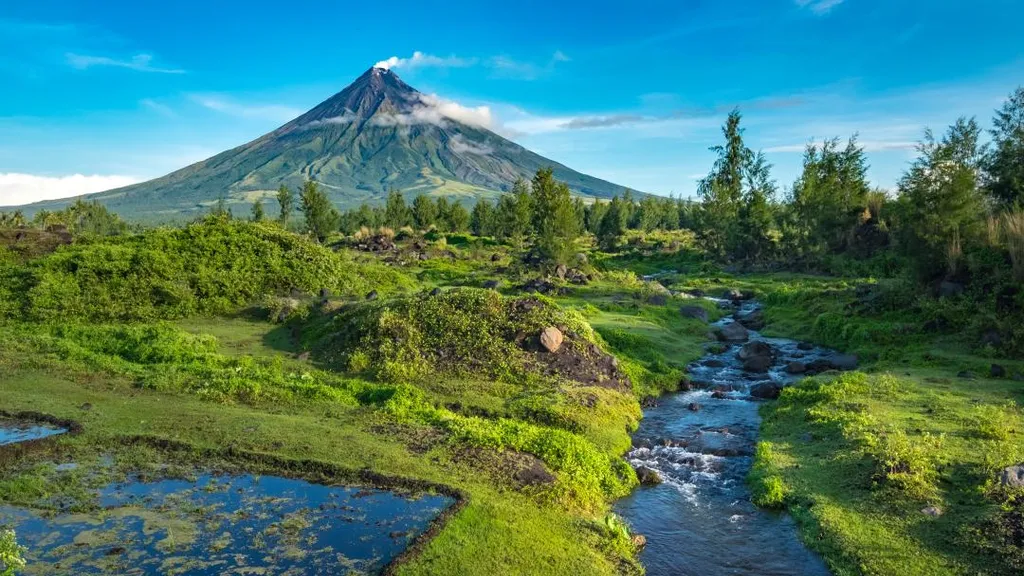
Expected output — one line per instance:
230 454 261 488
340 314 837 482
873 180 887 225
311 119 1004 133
985 86 1024 208
530 168 578 263
435 197 452 232
585 200 609 235
597 196 627 251
791 136 870 254
299 180 339 242
696 110 750 258
736 151 778 261
412 194 438 230
471 199 495 236
276 185 294 226
384 189 410 229
447 201 470 232
251 199 265 222
898 117 986 279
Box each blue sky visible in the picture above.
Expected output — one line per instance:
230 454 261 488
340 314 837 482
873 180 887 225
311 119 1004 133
1 0 1022 205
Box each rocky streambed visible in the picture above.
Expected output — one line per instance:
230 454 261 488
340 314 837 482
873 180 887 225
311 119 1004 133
616 295 855 575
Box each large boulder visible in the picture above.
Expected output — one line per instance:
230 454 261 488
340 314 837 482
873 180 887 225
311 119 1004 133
680 306 709 322
786 361 807 375
738 341 774 362
647 293 670 306
999 464 1024 488
716 322 750 342
736 308 765 330
743 356 773 373
634 465 663 485
555 264 568 280
750 382 782 399
539 327 564 353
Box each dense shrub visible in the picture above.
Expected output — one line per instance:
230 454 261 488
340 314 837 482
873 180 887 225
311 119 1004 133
0 217 412 322
308 288 595 384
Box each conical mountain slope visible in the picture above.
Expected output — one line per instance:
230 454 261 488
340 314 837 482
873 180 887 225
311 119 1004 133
19 67 635 220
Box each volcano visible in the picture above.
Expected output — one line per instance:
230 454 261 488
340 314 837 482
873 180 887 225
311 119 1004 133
20 67 634 220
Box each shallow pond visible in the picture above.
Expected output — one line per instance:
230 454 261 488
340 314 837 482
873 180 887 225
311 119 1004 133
0 473 454 575
615 297 846 576
0 419 67 446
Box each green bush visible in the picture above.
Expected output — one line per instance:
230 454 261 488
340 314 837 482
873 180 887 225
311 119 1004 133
0 217 412 322
310 288 596 384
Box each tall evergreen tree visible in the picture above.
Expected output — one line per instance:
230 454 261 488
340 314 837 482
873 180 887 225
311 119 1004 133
597 196 627 251
435 197 452 232
791 136 871 254
251 199 265 222
384 189 410 229
897 118 986 279
696 110 750 258
447 201 470 232
412 194 438 230
299 180 339 242
276 185 294 226
585 200 609 235
736 151 778 261
985 86 1024 208
470 199 495 236
530 168 578 263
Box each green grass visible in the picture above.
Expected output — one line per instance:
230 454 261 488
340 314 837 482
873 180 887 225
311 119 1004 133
0 320 642 575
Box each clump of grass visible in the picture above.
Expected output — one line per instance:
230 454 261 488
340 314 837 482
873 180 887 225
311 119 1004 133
863 427 944 500
749 442 790 508
969 402 1018 442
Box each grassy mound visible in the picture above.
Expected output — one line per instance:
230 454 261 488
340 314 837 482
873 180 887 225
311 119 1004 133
307 288 629 389
0 217 412 322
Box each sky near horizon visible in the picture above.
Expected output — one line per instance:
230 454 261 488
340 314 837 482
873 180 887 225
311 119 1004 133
1 0 1022 206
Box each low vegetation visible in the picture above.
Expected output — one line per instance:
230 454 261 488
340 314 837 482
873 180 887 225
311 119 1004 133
0 86 1022 576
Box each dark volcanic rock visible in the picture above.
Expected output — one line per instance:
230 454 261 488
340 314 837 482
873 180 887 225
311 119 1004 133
786 361 807 375
680 305 709 322
750 382 782 400
738 341 774 362
365 290 379 301
635 465 663 485
716 322 749 342
991 364 1007 378
743 356 773 373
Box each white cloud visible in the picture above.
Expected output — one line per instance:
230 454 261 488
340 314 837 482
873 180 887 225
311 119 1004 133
448 134 493 155
371 93 496 131
302 112 357 128
189 94 302 122
763 140 917 153
0 173 140 206
140 98 174 117
488 51 570 80
66 52 185 74
374 51 475 71
795 0 846 15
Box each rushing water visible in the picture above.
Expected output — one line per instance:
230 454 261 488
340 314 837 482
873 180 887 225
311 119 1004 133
0 473 454 575
0 419 67 446
615 297 849 576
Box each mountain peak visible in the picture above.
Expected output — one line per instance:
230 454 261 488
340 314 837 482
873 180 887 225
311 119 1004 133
282 66 418 129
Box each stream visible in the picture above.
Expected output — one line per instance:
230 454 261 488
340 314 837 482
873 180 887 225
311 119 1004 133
615 296 853 575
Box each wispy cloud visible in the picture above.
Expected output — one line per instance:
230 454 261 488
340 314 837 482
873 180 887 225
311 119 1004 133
763 140 917 154
370 93 496 131
0 173 140 206
487 50 570 80
189 95 302 122
795 0 846 15
449 134 493 155
374 51 476 71
66 52 185 74
140 98 175 117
